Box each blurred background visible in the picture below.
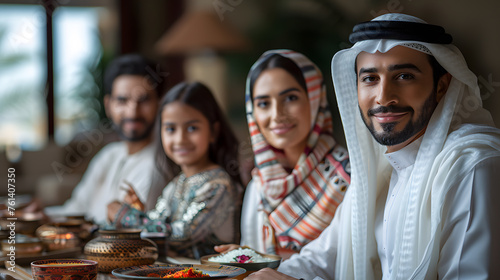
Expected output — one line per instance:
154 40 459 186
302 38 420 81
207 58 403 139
0 0 499 206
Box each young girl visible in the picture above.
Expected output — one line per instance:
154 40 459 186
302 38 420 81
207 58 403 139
107 82 242 259
216 50 350 259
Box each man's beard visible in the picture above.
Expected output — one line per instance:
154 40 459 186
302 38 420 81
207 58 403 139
359 90 438 146
114 118 154 142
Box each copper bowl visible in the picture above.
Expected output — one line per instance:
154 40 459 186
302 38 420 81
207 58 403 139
39 216 94 242
31 259 98 280
40 233 80 252
1 236 43 256
36 224 81 251
0 212 43 235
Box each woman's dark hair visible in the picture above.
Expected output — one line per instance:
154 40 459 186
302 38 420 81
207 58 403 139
249 54 307 100
154 82 242 185
104 53 165 97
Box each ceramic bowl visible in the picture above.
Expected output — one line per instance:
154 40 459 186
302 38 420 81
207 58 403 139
200 251 281 280
31 259 98 280
84 229 158 273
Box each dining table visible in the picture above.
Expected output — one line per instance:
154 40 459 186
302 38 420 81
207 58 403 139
1 256 249 280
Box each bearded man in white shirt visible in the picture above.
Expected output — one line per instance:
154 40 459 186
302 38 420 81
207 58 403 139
246 13 500 280
44 54 166 224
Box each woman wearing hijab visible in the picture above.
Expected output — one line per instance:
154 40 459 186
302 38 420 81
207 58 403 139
217 50 350 258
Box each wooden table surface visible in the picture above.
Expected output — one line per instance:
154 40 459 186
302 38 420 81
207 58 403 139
4 256 250 280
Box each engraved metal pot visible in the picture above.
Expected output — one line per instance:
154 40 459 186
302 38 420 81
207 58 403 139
83 229 158 273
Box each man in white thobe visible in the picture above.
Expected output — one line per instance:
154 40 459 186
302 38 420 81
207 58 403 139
246 13 500 280
44 54 166 224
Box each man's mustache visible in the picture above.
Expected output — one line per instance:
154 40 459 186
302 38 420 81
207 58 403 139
119 118 147 125
367 105 413 116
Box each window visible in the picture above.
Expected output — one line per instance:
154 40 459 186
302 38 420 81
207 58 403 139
0 1 117 161
0 5 47 154
53 7 104 145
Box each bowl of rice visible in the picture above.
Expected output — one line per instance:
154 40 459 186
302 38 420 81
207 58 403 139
200 247 281 278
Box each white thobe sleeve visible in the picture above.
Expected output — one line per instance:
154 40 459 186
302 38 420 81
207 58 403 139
44 146 109 216
438 156 500 279
240 180 264 251
277 203 342 280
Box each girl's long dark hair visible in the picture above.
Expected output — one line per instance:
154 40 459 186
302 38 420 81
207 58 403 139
154 82 242 185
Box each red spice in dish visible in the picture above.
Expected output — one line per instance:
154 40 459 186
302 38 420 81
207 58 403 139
147 268 208 278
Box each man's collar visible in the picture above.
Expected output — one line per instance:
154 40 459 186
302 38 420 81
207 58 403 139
384 136 423 171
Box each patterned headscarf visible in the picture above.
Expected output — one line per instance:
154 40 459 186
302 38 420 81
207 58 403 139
246 50 350 254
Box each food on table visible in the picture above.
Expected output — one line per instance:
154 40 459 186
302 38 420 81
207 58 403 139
208 248 274 264
146 268 209 278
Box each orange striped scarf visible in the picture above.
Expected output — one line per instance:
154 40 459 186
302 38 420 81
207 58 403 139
245 50 350 254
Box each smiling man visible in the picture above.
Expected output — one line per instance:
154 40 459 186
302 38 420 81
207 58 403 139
246 13 500 280
44 54 166 224
356 45 450 152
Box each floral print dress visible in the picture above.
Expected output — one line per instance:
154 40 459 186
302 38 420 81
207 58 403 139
114 167 241 259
